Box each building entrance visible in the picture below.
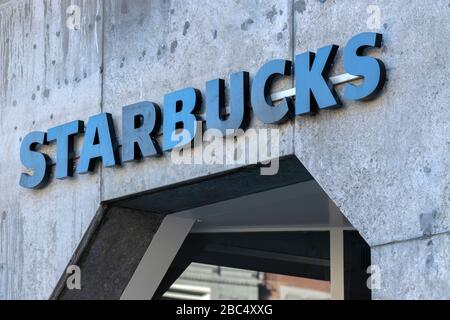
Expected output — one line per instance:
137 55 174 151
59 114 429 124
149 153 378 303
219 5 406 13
54 157 371 300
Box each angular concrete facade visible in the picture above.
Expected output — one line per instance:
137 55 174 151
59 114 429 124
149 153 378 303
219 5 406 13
292 0 450 299
0 0 449 299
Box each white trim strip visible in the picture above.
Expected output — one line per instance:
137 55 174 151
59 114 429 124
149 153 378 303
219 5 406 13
330 229 345 300
120 214 196 300
270 73 362 102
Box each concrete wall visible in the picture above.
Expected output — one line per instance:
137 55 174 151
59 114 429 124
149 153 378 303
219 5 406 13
292 0 450 299
100 0 294 200
0 0 103 299
0 0 449 299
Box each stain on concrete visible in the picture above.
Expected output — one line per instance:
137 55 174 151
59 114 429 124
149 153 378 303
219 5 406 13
31 93 36 100
294 0 306 14
423 166 431 174
419 211 437 236
425 254 434 267
139 50 146 61
137 14 145 26
241 18 254 31
157 44 167 60
265 5 278 23
43 89 50 98
183 21 190 36
170 40 178 53
121 2 128 14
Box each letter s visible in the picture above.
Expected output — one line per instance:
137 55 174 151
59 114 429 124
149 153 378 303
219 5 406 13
343 32 386 101
19 131 51 189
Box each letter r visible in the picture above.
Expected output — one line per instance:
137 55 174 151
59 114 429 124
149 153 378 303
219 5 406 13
122 101 162 162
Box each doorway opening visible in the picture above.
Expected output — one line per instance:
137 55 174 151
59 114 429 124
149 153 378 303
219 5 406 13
115 156 371 300
53 156 371 300
156 230 370 300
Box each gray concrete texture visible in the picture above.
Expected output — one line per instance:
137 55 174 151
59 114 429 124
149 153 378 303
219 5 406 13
372 233 450 299
293 0 450 299
101 0 295 200
0 0 103 299
293 0 450 248
0 0 449 299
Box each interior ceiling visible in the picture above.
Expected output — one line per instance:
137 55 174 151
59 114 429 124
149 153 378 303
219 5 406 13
112 157 353 233
113 157 314 214
181 180 353 233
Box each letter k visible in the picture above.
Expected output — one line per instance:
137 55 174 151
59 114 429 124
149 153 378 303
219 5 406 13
295 44 341 115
